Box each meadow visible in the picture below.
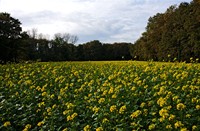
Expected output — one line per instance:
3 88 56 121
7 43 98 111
0 61 199 131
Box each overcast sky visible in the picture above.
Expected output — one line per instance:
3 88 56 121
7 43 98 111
0 0 191 44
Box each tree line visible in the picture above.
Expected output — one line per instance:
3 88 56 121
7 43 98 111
0 13 132 64
131 0 200 62
0 0 199 63
24 35 132 62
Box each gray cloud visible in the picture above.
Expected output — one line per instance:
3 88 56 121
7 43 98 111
17 11 58 25
0 0 192 44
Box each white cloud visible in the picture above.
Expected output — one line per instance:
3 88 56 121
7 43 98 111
0 0 192 44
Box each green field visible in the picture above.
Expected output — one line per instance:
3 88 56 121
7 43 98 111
0 61 200 131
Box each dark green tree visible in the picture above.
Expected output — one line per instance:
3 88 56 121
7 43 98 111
82 40 103 60
112 43 132 60
50 33 78 61
0 12 23 63
131 1 200 62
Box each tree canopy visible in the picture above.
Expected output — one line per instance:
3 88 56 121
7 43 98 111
131 1 200 62
0 12 23 63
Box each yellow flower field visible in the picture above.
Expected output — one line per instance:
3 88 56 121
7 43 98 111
0 61 199 130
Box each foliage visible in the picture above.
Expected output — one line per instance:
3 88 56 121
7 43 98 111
0 12 24 63
0 61 200 130
131 1 200 62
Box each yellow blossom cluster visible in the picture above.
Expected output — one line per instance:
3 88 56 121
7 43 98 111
0 61 199 130
177 103 186 110
110 105 117 112
67 113 78 121
119 105 126 114
130 110 142 118
22 124 31 131
3 121 11 127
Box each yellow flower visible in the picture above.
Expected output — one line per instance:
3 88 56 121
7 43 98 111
18 79 23 84
159 108 169 118
47 107 51 113
112 94 117 99
110 105 117 112
48 112 52 116
177 103 186 110
62 128 68 131
167 105 172 110
15 92 19 96
92 106 100 113
58 95 62 100
42 92 47 96
192 98 197 103
159 117 165 122
102 118 109 123
50 94 55 99
192 125 197 130
84 125 91 131
25 124 31 129
67 115 71 121
143 109 148 116
98 98 105 104
108 87 114 94
71 113 78 119
38 101 45 107
25 80 32 85
3 121 11 127
174 121 184 129
168 114 175 121
23 124 32 131
186 114 191 118
36 109 41 113
23 128 28 131
157 97 166 107
66 102 74 109
119 105 126 114
37 121 44 127
130 110 142 118
130 122 137 127
152 118 156 122
67 113 78 121
102 90 107 96
96 127 103 131
52 104 56 109
131 86 136 91
36 86 41 91
140 102 145 108
172 96 179 101
166 125 172 129
196 105 200 110
181 128 188 131
131 122 138 127
41 85 46 92
55 78 59 82
148 124 155 130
